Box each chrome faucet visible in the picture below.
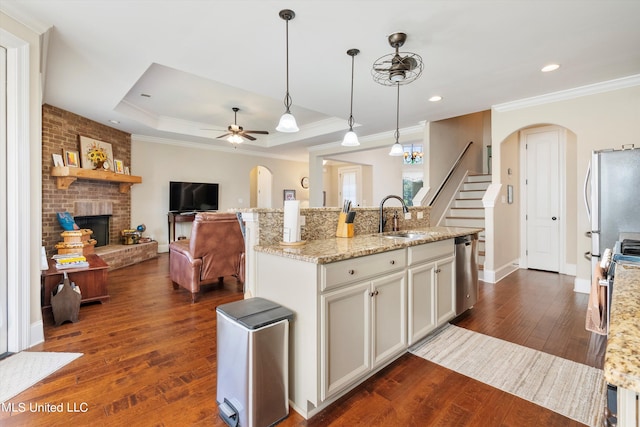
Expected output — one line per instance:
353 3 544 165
379 195 409 233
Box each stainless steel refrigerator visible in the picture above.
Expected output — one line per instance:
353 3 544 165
584 147 640 269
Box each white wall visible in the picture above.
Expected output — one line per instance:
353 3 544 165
491 81 640 286
131 136 309 252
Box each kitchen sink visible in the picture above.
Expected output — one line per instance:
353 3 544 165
383 232 428 240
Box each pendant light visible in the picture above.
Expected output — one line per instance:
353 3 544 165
389 83 404 156
276 9 299 133
342 49 360 147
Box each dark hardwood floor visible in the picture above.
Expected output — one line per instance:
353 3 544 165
0 254 605 426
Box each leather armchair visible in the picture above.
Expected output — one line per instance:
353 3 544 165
169 212 245 302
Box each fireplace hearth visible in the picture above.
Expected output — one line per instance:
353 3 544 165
75 215 110 247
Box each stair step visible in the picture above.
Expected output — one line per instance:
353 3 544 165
478 264 484 271
444 217 485 228
449 207 485 218
467 174 491 183
458 190 486 199
454 198 484 208
463 181 491 191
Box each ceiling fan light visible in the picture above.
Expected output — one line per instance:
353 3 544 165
342 130 360 147
227 134 243 144
276 112 299 133
390 71 405 82
389 141 404 156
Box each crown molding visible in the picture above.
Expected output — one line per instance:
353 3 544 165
493 74 640 112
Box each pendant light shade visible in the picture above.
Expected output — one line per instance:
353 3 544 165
276 9 299 133
342 48 360 147
389 83 404 156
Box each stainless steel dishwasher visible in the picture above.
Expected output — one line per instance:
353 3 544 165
455 233 479 315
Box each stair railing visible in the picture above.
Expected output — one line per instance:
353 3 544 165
428 141 474 206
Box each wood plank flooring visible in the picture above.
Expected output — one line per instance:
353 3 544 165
0 255 605 426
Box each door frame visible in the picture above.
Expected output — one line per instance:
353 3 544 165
519 125 568 273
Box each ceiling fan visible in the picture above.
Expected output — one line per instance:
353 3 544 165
372 32 423 86
208 107 269 144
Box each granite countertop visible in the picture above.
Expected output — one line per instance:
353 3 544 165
254 226 483 264
604 263 640 393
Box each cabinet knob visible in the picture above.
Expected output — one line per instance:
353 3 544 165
348 269 355 275
370 290 379 297
390 260 395 265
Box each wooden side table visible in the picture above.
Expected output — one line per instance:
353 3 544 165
168 212 196 242
41 254 109 309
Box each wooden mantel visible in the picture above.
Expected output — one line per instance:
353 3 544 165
51 166 142 193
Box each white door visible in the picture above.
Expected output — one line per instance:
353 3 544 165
338 166 361 207
524 128 561 272
256 165 272 208
0 46 7 355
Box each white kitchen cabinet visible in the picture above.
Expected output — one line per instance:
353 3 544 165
320 262 406 401
254 239 460 419
407 239 455 345
435 254 456 326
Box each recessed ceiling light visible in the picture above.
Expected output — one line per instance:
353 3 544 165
541 64 560 72
108 119 120 124
429 95 442 102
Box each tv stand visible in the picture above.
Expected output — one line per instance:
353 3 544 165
168 212 196 242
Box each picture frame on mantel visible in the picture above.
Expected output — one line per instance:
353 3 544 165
63 149 80 167
79 135 114 170
114 159 124 174
52 153 64 167
283 189 296 201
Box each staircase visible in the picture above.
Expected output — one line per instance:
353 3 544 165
443 174 490 273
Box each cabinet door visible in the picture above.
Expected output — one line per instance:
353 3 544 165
371 271 407 368
435 255 456 326
321 282 371 400
407 261 436 345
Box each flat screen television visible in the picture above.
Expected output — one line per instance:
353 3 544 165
169 181 219 212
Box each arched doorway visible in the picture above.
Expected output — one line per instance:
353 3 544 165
249 165 273 208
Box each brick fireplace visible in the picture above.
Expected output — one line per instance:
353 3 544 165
42 104 157 269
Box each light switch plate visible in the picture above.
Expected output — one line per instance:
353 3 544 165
417 211 423 219
300 215 306 226
404 212 411 220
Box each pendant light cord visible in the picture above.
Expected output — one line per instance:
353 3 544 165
283 17 292 113
348 54 355 130
394 83 400 142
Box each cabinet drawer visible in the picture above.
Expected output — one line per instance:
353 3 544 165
321 249 406 291
408 239 454 266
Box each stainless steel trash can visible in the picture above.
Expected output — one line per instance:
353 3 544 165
455 233 479 315
216 297 294 427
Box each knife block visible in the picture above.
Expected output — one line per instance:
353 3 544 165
336 212 354 238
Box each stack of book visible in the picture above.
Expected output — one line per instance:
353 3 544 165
53 254 89 269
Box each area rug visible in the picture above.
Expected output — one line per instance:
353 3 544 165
409 324 605 426
0 352 83 403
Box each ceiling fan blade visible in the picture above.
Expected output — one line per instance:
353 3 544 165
243 130 269 135
216 133 231 139
401 56 418 71
201 128 227 131
240 133 257 141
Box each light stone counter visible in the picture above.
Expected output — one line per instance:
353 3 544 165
254 226 483 264
604 263 640 393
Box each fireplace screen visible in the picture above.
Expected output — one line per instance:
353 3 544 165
74 215 110 247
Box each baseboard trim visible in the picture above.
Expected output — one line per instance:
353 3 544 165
30 319 44 348
574 277 590 294
484 259 520 283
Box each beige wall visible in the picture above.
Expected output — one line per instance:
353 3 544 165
131 137 309 252
491 84 640 284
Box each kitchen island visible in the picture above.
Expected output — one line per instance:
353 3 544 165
254 226 482 419
604 263 640 427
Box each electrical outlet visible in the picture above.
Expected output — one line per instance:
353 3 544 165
404 212 411 220
417 211 423 219
300 215 306 226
